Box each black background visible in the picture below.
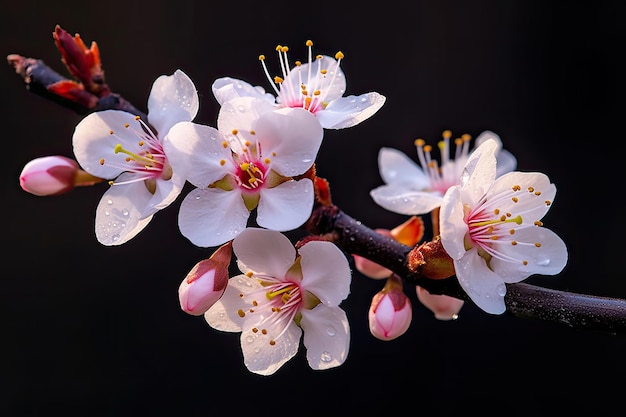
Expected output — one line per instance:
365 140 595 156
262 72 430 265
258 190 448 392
2 1 625 416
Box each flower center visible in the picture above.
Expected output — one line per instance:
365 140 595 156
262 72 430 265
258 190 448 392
465 183 552 267
414 130 472 194
258 40 344 114
100 115 171 192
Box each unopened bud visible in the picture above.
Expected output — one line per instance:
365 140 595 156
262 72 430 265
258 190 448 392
368 275 412 340
416 286 464 321
179 241 233 316
19 156 103 196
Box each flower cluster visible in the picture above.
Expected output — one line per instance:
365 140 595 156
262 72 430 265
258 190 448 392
17 31 568 376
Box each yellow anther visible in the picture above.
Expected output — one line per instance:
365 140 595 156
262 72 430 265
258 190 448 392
271 151 277 157
108 180 114 185
252 300 258 306
534 242 542 247
245 271 253 277
316 54 322 60
245 141 251 146
528 186 535 192
335 51 344 59
512 197 519 203
295 61 302 66
414 138 425 146
301 90 308 95
240 162 250 171
512 184 521 191
219 159 226 166
320 69 328 75
109 130 114 135
222 141 228 148
494 209 500 215
281 46 289 52
250 130 256 135
259 54 265 60
252 328 258 333
455 138 463 146
248 177 257 184
274 76 284 83
237 309 246 318
306 40 313 46
99 158 105 165
231 129 238 135
138 141 145 146
264 158 271 164
509 229 515 235
535 191 542 196
124 123 129 128
269 340 276 346
134 115 140 120
522 260 528 265
423 145 432 152
313 90 321 95
261 329 267 335
545 200 551 206
275 45 282 51
442 130 452 139
461 133 471 141
511 240 518 245
534 221 544 226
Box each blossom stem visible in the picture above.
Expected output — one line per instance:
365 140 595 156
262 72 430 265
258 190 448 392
305 203 626 334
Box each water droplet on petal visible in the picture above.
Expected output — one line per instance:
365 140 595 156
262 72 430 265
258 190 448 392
320 351 332 362
246 335 254 343
496 283 507 296
326 327 336 336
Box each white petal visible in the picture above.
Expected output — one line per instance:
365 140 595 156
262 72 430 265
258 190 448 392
163 121 232 188
316 92 386 129
232 228 296 278
439 186 468 260
143 173 185 217
94 177 154 246
377 147 430 188
488 171 556 222
455 248 507 314
459 138 498 207
495 149 517 177
217 96 276 135
256 180 314 231
301 305 350 371
72 110 141 179
212 77 275 105
253 108 323 177
370 185 443 215
240 320 301 376
299 240 351 306
204 275 260 332
490 227 568 282
147 69 199 135
178 188 249 247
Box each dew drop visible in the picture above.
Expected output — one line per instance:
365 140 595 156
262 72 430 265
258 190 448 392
237 105 246 112
112 234 120 242
107 199 113 205
253 347 260 353
496 283 507 296
536 258 551 266
121 209 129 217
246 335 254 343
320 351 332 362
326 327 336 336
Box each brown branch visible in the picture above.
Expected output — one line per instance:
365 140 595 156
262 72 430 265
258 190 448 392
305 203 626 334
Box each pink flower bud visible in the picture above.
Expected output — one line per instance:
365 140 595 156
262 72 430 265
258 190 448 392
179 241 233 316
368 275 412 340
19 155 103 196
20 156 79 196
416 286 464 321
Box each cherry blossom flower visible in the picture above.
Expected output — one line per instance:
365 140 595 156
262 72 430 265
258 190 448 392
368 275 412 341
439 138 568 314
165 96 323 248
19 155 103 196
211 40 386 129
370 130 517 216
204 228 351 376
72 69 199 245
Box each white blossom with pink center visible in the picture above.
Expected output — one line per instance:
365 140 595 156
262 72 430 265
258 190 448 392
211 40 386 129
164 96 323 248
439 139 568 314
204 228 352 376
